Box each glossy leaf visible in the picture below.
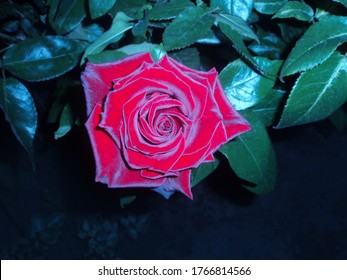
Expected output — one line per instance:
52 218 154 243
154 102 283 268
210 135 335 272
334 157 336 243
67 23 104 43
89 0 117 19
48 0 86 34
219 57 282 110
54 104 74 139
219 110 276 194
210 0 254 20
149 0 194 20
163 6 214 51
280 16 347 78
86 50 127 64
169 47 200 70
108 0 148 19
273 1 314 22
332 0 347 8
254 0 287 14
0 78 37 161
214 13 259 42
191 158 220 187
81 12 133 63
3 36 88 81
277 52 347 128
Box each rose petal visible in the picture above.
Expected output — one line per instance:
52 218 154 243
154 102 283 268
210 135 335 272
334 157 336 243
161 169 193 199
82 52 153 115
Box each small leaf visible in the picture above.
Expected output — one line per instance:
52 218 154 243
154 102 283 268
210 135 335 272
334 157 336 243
280 16 347 78
81 12 133 63
191 158 220 187
273 1 314 22
87 50 128 64
163 6 214 51
118 42 158 55
277 52 347 128
67 23 105 43
54 103 75 139
132 10 149 38
210 0 254 21
149 0 194 20
219 57 282 110
0 78 37 161
332 0 347 8
214 13 259 42
254 0 287 15
169 47 200 70
120 196 137 208
3 36 88 81
219 110 276 194
108 0 148 19
89 0 117 19
48 0 86 35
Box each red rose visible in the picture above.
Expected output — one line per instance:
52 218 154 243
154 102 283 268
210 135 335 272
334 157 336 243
82 52 250 199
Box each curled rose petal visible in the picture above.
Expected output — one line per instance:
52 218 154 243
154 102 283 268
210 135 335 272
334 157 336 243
82 52 251 199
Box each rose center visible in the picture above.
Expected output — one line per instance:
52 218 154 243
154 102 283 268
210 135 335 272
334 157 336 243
157 116 174 135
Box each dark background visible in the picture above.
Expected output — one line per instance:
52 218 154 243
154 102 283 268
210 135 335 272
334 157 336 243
1 113 347 259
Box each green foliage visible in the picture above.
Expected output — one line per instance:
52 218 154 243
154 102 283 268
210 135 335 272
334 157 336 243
1 0 347 197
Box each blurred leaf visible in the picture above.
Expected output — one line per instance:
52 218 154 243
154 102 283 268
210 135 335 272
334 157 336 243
252 89 285 127
163 6 214 51
280 16 347 78
48 0 86 34
0 78 37 161
329 104 347 132
89 0 117 19
3 36 88 81
149 0 194 20
277 23 306 45
210 0 254 20
67 23 104 43
54 103 74 139
214 13 259 42
87 50 127 64
219 57 282 110
332 0 347 8
0 3 25 19
220 110 276 194
132 9 149 37
273 1 314 22
191 158 220 187
120 196 136 208
277 52 347 128
169 47 200 70
108 0 148 19
81 12 133 63
254 0 287 14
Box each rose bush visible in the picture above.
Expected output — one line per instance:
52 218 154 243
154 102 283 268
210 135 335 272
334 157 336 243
82 52 251 198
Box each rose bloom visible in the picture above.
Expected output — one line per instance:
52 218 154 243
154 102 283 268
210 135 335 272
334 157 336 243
81 52 250 199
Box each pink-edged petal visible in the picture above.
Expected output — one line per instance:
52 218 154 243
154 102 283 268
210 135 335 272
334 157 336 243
82 52 153 115
162 169 193 199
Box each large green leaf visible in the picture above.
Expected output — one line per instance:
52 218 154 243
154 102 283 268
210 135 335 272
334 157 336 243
273 1 314 22
81 12 133 63
191 158 220 187
3 36 88 81
210 0 254 20
89 0 117 19
149 0 194 20
280 16 347 78
219 110 276 194
277 52 347 128
163 6 214 51
254 0 287 15
214 13 259 42
0 78 37 161
219 57 282 110
48 0 86 35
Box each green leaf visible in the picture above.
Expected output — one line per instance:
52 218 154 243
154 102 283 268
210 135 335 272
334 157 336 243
277 52 347 128
86 50 127 64
54 103 75 139
273 1 314 22
219 23 260 72
219 57 282 110
89 0 117 19
163 6 214 51
3 36 88 81
169 47 200 70
280 16 347 78
81 12 133 63
0 78 37 161
120 196 137 208
254 0 287 15
117 42 159 55
219 110 276 194
132 10 149 38
191 158 220 187
214 13 259 42
108 0 148 19
48 0 86 35
252 89 285 127
149 0 194 20
329 104 347 132
210 0 254 20
67 23 105 43
332 0 347 8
